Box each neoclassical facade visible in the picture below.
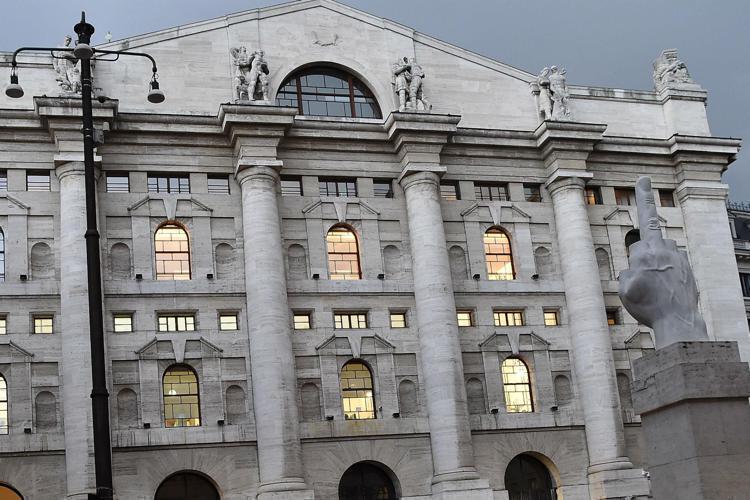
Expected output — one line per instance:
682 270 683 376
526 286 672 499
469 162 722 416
0 1 747 499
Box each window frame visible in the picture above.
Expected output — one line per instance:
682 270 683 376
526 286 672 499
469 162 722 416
606 308 620 326
0 170 7 191
32 314 54 334
280 176 303 197
584 187 603 205
501 357 534 413
373 179 394 199
334 311 369 329
439 181 460 201
484 227 516 281
0 315 6 335
740 272 750 298
26 170 51 192
154 222 192 281
319 177 358 198
147 173 190 194
0 373 7 434
614 188 637 206
389 311 407 328
206 175 231 195
293 312 312 330
523 183 542 202
113 313 134 333
218 312 239 331
105 172 130 193
326 225 362 280
157 313 197 333
474 182 509 202
340 360 376 420
456 309 475 327
493 310 525 327
543 309 560 326
659 189 676 207
162 364 201 428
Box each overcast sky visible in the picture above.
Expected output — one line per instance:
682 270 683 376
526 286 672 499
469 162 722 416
2 0 748 200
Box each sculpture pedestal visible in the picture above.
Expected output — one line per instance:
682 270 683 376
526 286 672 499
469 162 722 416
632 341 750 500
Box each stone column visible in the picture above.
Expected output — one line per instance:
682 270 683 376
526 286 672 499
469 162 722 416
236 161 312 500
56 161 96 499
400 169 492 499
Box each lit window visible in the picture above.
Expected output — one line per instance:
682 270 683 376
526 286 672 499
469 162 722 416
440 181 460 201
585 187 602 205
276 67 382 119
502 358 533 413
281 176 303 196
158 314 196 332
484 228 515 280
26 171 50 191
0 228 5 282
163 365 201 427
219 313 238 331
33 315 53 334
615 188 636 206
340 361 376 420
659 189 675 207
475 182 508 201
326 226 361 280
524 184 542 202
0 374 7 434
293 313 312 330
457 310 474 327
0 171 7 191
373 179 394 198
147 174 190 194
543 310 559 326
334 312 368 329
0 316 5 334
320 178 357 197
389 312 406 328
494 311 524 326
606 309 619 326
113 314 133 333
155 223 191 280
207 175 230 194
105 173 129 193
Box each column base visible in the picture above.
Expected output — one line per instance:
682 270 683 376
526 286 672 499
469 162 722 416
587 468 650 500
257 479 314 500
431 477 494 500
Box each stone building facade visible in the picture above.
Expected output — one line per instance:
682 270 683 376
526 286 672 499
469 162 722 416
729 203 750 323
0 1 747 499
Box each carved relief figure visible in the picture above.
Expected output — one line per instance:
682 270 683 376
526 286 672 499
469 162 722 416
531 66 571 121
392 57 432 112
618 176 708 349
652 49 695 91
52 35 82 95
231 46 270 102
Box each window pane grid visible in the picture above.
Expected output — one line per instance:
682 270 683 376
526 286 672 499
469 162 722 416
457 311 474 327
502 358 533 413
219 314 238 331
474 183 508 201
155 224 191 280
543 311 559 326
334 313 368 329
0 376 7 434
147 174 190 194
0 317 5 335
319 178 357 197
484 229 515 280
440 182 459 201
0 171 7 191
280 177 303 196
33 316 53 334
293 314 311 330
113 314 133 333
585 187 602 205
373 180 394 198
207 175 230 194
163 366 201 427
106 173 130 193
326 227 361 280
158 314 196 332
494 311 524 327
389 313 406 328
26 171 50 191
615 188 636 206
341 362 375 420
524 184 542 202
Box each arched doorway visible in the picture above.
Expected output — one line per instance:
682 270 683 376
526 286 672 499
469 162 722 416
505 454 556 500
0 484 23 500
155 471 219 500
338 462 398 500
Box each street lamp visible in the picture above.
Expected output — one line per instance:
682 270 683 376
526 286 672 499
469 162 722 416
5 12 164 500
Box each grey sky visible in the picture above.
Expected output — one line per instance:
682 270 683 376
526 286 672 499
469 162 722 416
2 0 748 200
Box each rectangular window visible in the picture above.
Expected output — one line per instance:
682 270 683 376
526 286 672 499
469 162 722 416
524 184 542 202
334 312 368 329
494 310 525 326
207 175 230 194
585 187 603 205
105 173 130 193
543 310 559 326
740 273 750 297
293 313 312 330
0 316 6 334
33 315 53 334
606 309 619 326
390 312 407 328
0 171 7 191
456 310 474 327
615 188 636 206
319 177 357 197
157 313 196 332
27 171 51 191
659 189 676 207
440 181 460 201
373 179 394 198
147 173 190 194
475 182 508 201
113 314 133 333
280 176 303 196
219 313 238 331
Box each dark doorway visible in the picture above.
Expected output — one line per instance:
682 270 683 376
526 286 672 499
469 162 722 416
338 462 398 500
155 472 219 500
505 454 556 500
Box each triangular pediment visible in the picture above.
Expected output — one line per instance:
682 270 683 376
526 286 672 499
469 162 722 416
0 340 34 362
479 330 550 353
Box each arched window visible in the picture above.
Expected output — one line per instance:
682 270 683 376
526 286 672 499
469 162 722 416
484 228 515 280
0 484 23 500
338 462 398 500
340 361 375 420
155 223 191 280
0 228 5 282
625 229 640 258
502 358 533 413
163 365 201 427
0 374 7 434
155 472 219 500
327 226 361 280
505 454 555 500
276 66 382 119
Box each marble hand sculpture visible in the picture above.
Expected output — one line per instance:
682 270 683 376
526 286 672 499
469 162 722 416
618 176 708 349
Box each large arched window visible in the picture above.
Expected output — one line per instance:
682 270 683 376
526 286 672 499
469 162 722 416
340 361 375 420
338 462 398 500
327 226 361 280
0 228 5 282
0 374 7 434
484 228 515 280
163 365 201 428
502 358 533 413
155 472 219 500
155 223 191 280
276 66 382 118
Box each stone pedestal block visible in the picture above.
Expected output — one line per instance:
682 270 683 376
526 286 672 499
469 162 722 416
587 468 650 500
632 341 750 500
430 478 494 500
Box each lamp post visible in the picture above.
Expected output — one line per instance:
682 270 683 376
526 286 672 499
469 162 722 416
5 12 164 500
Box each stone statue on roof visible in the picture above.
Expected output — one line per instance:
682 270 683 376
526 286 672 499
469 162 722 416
231 46 270 102
393 57 431 112
52 35 82 95
531 66 571 121
653 49 695 92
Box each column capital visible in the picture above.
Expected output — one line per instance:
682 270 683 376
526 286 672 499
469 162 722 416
545 173 589 196
398 169 441 191
385 111 460 170
235 161 282 186
55 161 86 181
534 120 606 177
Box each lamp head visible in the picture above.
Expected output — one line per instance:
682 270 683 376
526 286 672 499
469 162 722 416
73 42 94 60
5 72 23 99
147 79 165 104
